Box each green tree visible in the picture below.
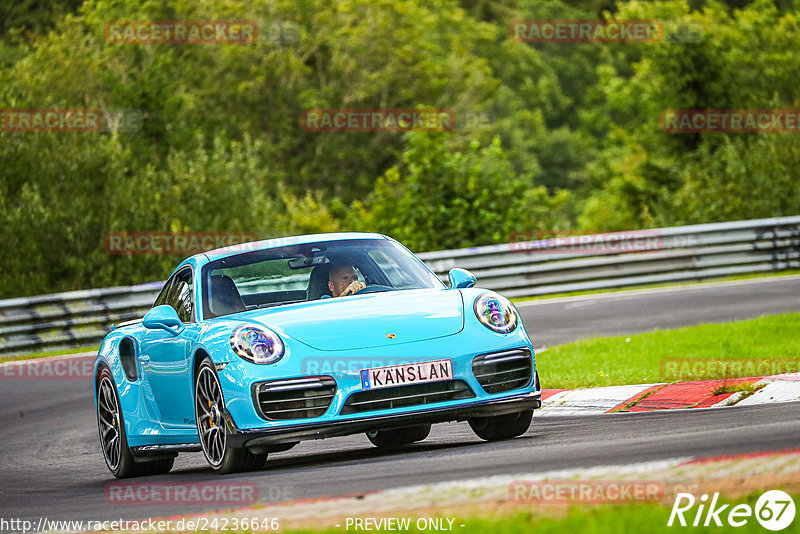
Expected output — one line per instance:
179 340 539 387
351 132 571 251
578 0 800 230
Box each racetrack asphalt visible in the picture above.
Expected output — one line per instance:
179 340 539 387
517 275 800 348
1 276 799 522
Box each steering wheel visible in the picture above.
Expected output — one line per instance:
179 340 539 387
353 284 394 295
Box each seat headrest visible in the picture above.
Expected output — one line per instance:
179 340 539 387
209 274 246 316
307 264 333 300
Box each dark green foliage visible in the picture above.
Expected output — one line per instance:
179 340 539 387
0 0 797 297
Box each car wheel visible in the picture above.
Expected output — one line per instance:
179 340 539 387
97 367 174 478
366 424 431 448
195 358 267 474
468 409 533 441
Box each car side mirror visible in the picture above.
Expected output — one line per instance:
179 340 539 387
142 305 184 336
448 268 476 289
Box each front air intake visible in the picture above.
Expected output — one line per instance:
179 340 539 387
472 349 533 394
253 376 337 420
340 380 475 415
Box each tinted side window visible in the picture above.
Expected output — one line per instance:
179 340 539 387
153 269 193 322
171 271 193 322
153 279 174 309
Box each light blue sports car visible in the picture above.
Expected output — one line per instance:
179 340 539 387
94 233 541 477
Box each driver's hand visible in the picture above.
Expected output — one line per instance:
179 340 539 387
341 280 366 296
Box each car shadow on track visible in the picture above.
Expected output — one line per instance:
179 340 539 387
164 439 494 479
83 427 548 484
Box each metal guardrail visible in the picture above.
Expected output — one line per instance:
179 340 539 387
0 282 163 357
420 216 800 297
1 216 798 356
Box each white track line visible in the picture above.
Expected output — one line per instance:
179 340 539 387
735 380 800 406
538 383 657 416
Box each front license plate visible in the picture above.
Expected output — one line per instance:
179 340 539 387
360 359 453 390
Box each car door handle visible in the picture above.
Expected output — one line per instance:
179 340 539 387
139 354 150 364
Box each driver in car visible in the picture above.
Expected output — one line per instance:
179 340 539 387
328 263 366 297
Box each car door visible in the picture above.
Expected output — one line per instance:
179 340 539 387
140 267 198 429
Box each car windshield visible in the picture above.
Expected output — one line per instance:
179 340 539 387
201 238 444 318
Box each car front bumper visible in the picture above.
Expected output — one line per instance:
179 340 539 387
223 388 542 451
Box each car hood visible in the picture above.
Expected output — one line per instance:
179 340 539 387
243 288 464 351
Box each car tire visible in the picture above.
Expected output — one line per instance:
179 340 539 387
468 409 533 441
366 424 431 448
195 358 267 474
97 367 174 478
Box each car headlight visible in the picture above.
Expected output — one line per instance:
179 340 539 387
474 292 518 334
230 325 285 364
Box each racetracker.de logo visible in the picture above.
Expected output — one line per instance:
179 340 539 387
509 480 664 503
104 232 259 255
661 358 800 381
0 354 95 381
105 21 258 44
300 109 455 132
104 481 259 506
510 20 663 43
661 110 800 133
1 109 102 132
301 358 404 375
1 108 143 133
509 229 664 254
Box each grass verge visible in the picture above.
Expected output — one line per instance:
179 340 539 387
538 313 800 389
285 490 798 534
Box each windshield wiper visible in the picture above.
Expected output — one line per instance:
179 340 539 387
255 299 306 309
